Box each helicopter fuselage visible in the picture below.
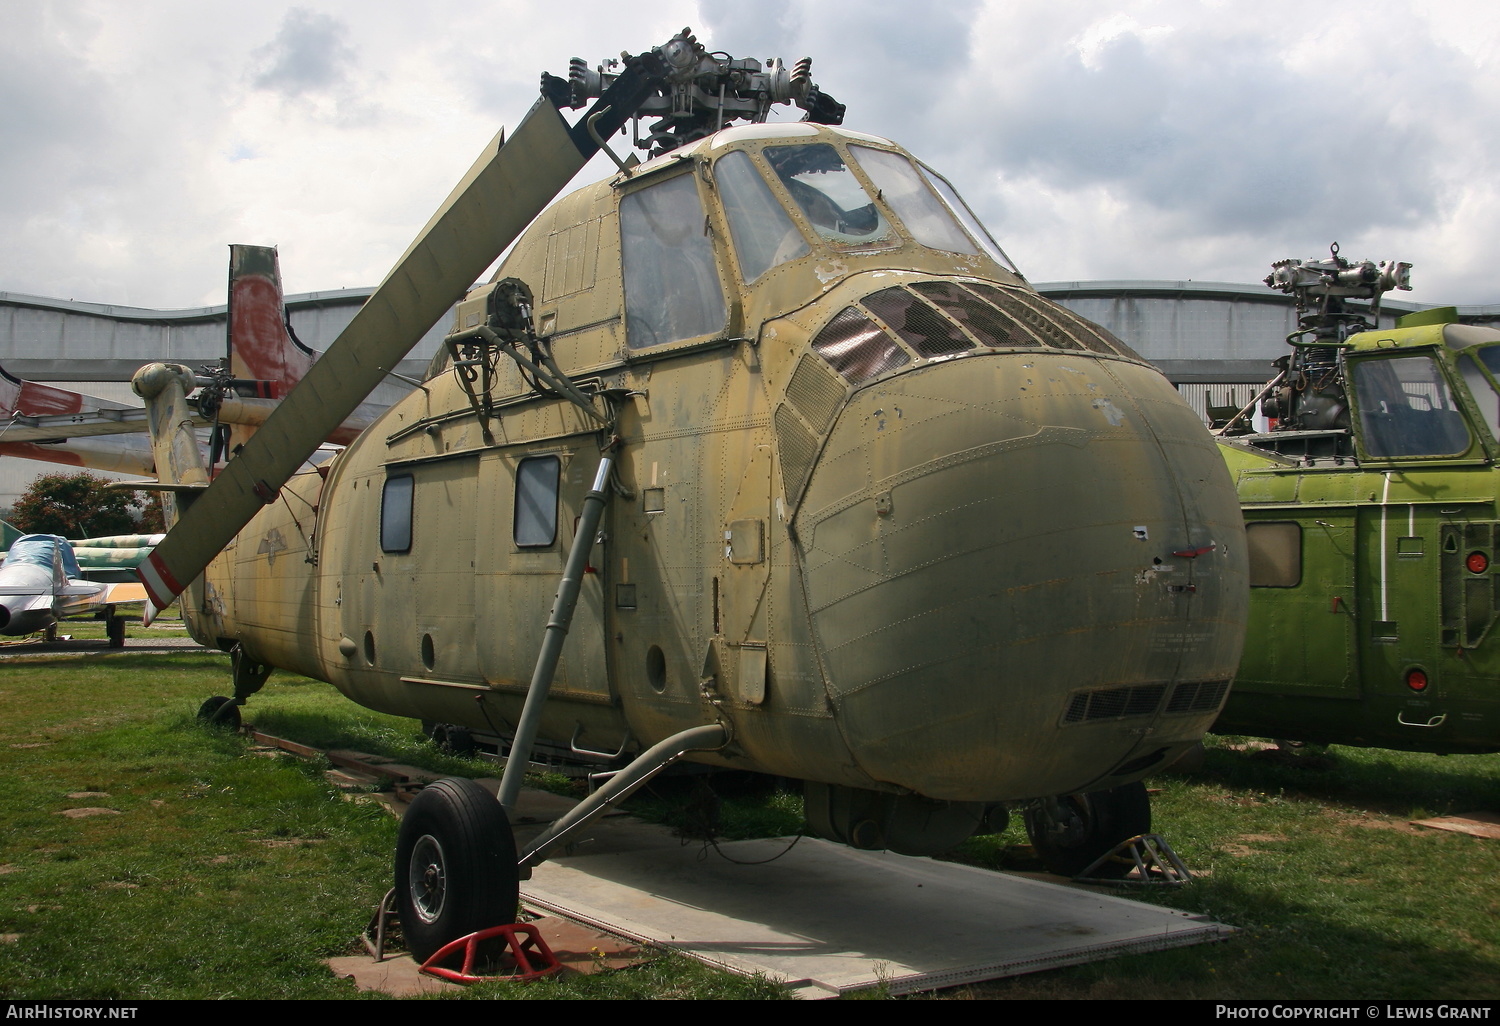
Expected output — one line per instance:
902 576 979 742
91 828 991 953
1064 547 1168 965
164 123 1248 819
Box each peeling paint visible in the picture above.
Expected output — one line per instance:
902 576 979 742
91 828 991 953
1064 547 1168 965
1092 399 1125 426
814 260 849 283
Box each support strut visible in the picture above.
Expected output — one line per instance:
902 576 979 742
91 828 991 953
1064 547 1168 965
497 456 614 813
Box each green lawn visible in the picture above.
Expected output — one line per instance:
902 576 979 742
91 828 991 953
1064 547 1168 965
1 651 1497 999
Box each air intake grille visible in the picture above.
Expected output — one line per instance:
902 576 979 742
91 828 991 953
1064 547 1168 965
911 281 1037 348
862 287 974 357
786 353 846 433
810 307 909 384
1165 679 1232 714
774 403 819 503
1063 683 1168 724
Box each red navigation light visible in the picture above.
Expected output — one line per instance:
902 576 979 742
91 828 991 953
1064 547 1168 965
1467 551 1489 575
1405 668 1429 692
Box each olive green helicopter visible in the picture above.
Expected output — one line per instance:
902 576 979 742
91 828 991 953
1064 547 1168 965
1215 245 1500 755
128 30 1248 959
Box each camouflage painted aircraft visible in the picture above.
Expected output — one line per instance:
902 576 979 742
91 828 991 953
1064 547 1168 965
1215 247 1500 754
128 30 1248 959
0 534 147 645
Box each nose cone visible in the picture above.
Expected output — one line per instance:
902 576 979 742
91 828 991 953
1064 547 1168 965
795 352 1247 800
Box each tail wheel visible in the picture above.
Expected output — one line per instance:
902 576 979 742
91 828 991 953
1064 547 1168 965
196 696 241 731
1023 781 1151 879
395 777 518 962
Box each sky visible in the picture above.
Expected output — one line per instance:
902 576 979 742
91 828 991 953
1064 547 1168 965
2 0 1497 311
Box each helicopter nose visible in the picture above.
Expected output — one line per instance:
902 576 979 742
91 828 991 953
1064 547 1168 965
795 352 1247 801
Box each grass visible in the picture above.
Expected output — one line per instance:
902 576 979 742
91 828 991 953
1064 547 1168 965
2 651 1498 999
947 741 1500 1000
0 652 782 999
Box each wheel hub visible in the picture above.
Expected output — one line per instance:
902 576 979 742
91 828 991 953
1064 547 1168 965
409 834 447 924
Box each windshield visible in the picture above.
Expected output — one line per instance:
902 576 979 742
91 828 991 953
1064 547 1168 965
763 143 892 247
714 150 810 283
849 145 977 256
2 535 81 577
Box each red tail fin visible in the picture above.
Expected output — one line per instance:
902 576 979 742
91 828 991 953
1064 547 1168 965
227 245 315 398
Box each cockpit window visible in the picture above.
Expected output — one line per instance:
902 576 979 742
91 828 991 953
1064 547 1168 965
620 174 727 349
1461 347 1500 440
1353 355 1472 458
714 150 810 283
849 145 977 256
763 144 892 247
917 164 1019 274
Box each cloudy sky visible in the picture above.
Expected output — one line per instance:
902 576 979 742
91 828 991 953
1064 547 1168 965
3 0 1496 311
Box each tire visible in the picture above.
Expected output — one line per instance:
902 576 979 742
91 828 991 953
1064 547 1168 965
196 696 241 731
1024 781 1151 879
395 777 518 962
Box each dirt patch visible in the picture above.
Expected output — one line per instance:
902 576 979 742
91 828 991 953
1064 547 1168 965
100 881 139 890
1238 834 1284 843
66 791 110 800
0 865 20 875
58 807 119 818
254 837 323 848
1339 814 1426 835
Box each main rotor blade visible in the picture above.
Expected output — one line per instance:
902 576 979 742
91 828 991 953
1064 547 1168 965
139 99 589 607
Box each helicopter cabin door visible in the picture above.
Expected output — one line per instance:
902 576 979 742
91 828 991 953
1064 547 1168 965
1239 509 1359 696
355 456 480 684
475 447 611 704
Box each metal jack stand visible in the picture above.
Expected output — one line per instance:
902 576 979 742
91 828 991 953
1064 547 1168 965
1076 833 1193 885
362 888 400 960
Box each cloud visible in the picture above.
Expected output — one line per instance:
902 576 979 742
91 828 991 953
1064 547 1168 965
251 8 357 96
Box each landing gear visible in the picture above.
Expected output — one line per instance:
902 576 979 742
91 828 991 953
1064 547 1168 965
1024 782 1151 879
431 723 477 756
106 613 126 648
395 777 519 963
196 695 241 731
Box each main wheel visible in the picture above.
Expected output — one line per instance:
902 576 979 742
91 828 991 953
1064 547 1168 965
1024 781 1151 879
395 777 518 962
196 696 241 731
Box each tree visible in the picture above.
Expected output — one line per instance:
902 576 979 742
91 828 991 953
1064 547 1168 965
10 473 145 538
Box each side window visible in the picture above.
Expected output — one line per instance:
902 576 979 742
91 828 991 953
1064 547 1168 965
380 475 414 553
1246 521 1301 587
620 174 726 349
1353 355 1472 458
514 456 560 548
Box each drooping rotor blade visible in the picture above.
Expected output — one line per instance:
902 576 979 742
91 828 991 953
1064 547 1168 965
139 55 667 608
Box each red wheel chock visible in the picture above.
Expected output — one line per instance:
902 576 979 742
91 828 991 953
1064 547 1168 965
419 924 563 984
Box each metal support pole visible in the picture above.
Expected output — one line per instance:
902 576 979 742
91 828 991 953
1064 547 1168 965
497 456 613 813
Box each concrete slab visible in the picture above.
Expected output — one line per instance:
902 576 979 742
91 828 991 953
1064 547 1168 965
522 834 1232 998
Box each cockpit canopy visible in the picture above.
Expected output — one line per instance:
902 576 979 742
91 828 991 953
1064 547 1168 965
2 535 81 578
621 125 1019 350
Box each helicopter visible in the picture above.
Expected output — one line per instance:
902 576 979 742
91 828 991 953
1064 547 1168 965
126 30 1248 959
1213 245 1500 754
